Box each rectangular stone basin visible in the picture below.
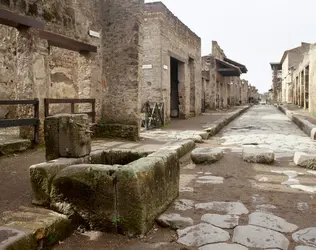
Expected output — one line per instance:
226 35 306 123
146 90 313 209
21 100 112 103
29 140 195 236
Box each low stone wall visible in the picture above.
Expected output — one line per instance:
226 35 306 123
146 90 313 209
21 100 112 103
29 140 195 236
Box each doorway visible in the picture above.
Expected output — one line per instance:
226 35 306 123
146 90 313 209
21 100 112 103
170 57 180 118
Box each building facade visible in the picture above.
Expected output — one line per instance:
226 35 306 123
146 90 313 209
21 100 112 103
0 0 144 140
142 2 202 121
202 41 249 110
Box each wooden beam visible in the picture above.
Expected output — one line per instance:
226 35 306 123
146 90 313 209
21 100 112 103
0 8 45 29
39 30 97 53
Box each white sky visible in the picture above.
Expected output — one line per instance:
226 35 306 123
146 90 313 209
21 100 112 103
145 0 316 93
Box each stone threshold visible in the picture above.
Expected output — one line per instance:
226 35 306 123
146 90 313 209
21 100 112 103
0 137 32 156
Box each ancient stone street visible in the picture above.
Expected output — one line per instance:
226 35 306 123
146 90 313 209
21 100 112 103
50 105 316 249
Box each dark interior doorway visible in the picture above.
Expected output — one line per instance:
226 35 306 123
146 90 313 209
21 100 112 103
170 57 179 118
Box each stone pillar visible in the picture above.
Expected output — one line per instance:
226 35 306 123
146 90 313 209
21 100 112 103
100 0 144 141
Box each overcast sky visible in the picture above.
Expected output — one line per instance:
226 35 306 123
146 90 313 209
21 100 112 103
145 0 316 93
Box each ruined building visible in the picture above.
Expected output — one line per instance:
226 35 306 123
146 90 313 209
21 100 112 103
0 0 143 140
142 2 202 120
270 42 310 104
202 41 248 109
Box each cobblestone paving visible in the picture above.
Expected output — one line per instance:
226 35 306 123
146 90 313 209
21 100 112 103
220 105 316 159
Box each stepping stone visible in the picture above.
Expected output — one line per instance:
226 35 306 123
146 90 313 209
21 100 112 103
243 147 274 164
195 202 249 215
292 228 316 247
249 212 298 233
294 152 316 170
156 213 193 230
232 225 290 250
201 214 239 229
177 223 230 247
199 243 248 250
191 148 224 164
295 246 316 250
197 176 224 184
174 199 194 211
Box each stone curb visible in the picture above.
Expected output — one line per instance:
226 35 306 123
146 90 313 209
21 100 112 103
0 206 72 250
204 106 250 137
278 105 316 140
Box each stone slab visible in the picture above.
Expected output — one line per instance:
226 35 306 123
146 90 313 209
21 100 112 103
294 152 316 170
232 225 290 250
249 212 298 233
295 246 316 250
177 223 230 247
243 147 274 164
292 227 316 247
1 206 72 249
174 199 195 211
199 243 248 250
156 213 193 230
191 148 224 164
0 138 31 156
195 202 249 215
197 176 224 184
0 226 32 250
201 214 239 229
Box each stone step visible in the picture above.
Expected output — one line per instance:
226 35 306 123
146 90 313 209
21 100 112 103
0 206 72 250
0 137 32 156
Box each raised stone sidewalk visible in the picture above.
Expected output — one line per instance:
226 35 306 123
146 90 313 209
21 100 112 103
278 104 316 140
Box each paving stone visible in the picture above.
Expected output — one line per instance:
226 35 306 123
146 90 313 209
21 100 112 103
201 214 239 229
195 202 249 215
294 152 316 170
156 213 193 230
199 243 248 250
292 228 316 247
0 226 32 249
174 199 195 211
243 147 275 164
191 148 224 164
295 246 316 250
249 212 298 233
180 187 194 192
232 225 290 250
177 223 230 247
196 176 224 184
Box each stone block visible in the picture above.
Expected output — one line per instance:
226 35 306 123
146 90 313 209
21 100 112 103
0 138 31 156
116 154 179 236
191 148 224 164
44 116 60 161
156 213 193 230
232 225 289 250
162 140 195 159
45 114 91 160
30 158 86 206
50 164 118 232
294 152 316 169
58 114 91 158
243 148 274 164
1 206 72 249
92 123 139 141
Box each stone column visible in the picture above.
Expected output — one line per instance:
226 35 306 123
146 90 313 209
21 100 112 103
100 0 144 141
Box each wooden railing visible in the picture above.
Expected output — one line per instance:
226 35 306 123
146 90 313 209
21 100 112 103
44 98 96 123
0 99 40 144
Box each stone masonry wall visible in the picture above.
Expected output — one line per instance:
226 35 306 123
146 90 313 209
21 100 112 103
143 2 201 120
101 0 144 140
0 0 102 141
